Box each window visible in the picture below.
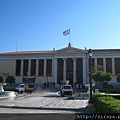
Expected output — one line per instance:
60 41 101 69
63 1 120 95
115 58 120 75
31 60 36 76
106 58 112 73
38 60 44 76
16 60 21 76
46 59 52 76
23 60 28 76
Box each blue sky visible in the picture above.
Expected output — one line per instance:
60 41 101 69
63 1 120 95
0 0 120 53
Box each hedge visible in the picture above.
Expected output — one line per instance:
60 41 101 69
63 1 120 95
99 88 120 94
93 94 120 113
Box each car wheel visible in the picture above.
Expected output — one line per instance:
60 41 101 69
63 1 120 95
20 91 23 94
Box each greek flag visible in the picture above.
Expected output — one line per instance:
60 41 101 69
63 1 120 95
63 29 70 36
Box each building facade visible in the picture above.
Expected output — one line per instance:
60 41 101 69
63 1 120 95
0 43 120 86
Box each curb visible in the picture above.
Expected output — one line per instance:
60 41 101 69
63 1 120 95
0 105 79 111
0 105 98 113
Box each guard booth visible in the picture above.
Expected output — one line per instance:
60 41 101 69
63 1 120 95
61 80 69 85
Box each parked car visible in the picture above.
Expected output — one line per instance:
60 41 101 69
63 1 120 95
92 83 104 89
93 82 120 89
15 83 35 94
3 83 22 90
60 84 73 97
107 82 120 88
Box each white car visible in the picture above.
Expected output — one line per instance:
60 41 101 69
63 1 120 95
60 85 73 97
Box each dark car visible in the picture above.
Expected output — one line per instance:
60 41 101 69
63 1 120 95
92 83 104 89
107 83 120 88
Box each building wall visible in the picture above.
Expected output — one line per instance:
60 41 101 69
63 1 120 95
0 57 119 84
0 47 120 85
15 76 54 83
0 59 15 76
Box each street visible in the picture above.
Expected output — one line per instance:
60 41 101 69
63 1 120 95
0 89 97 120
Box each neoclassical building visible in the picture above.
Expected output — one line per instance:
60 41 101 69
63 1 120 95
0 43 120 86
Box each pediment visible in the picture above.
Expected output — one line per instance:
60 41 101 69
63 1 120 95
54 46 86 55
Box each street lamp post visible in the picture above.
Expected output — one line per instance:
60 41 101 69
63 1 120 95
88 49 93 103
47 74 49 83
26 72 28 83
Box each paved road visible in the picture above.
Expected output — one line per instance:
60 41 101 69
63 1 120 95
0 90 97 120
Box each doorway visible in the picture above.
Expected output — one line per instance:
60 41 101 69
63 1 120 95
67 73 73 86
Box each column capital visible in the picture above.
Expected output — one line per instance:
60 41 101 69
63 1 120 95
72 58 77 60
63 58 67 61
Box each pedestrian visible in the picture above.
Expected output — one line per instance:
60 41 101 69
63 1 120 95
82 84 85 92
47 81 49 88
44 82 46 88
53 81 55 88
74 82 76 88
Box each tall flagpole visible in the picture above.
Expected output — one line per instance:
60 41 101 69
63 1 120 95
69 31 70 43
69 29 70 43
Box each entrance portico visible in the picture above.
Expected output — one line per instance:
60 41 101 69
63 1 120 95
54 57 86 85
53 44 87 86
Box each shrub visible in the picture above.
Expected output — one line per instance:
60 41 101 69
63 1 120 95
0 76 4 83
99 88 120 94
5 76 15 84
93 95 120 113
92 71 112 85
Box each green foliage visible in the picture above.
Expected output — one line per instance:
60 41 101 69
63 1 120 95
104 72 113 82
92 65 103 73
117 74 120 82
92 71 112 85
0 76 4 83
5 76 15 84
99 88 120 94
92 71 104 83
93 95 120 113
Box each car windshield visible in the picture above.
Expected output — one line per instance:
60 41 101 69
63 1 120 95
63 86 71 89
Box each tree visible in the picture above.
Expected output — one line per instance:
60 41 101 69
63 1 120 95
5 76 15 84
92 71 112 87
92 65 103 73
0 76 4 83
92 71 104 83
117 74 120 82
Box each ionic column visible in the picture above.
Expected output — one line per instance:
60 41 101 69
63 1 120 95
28 59 31 76
103 58 106 72
52 59 54 76
63 58 67 81
53 58 57 84
36 59 39 76
44 59 46 76
83 58 87 84
112 58 115 76
73 58 77 84
95 58 97 71
20 60 23 76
